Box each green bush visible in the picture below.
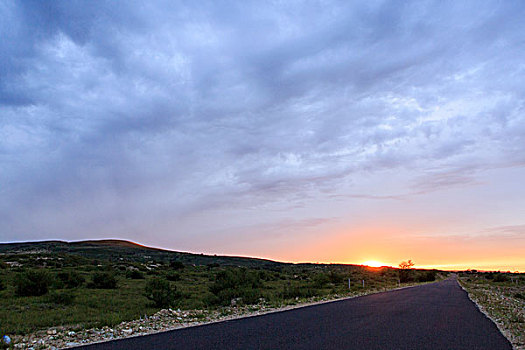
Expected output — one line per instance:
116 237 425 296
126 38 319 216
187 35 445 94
126 270 145 279
515 292 525 300
328 271 344 284
166 272 181 281
0 278 5 291
144 278 180 307
210 287 262 306
312 273 330 288
399 269 414 283
57 271 85 288
257 270 277 281
169 261 185 270
209 268 262 305
48 290 76 305
210 269 255 294
417 271 436 282
493 273 509 282
14 269 52 296
280 285 317 299
88 272 117 289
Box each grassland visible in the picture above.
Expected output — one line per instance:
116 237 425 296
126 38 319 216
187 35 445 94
0 240 440 348
459 272 525 350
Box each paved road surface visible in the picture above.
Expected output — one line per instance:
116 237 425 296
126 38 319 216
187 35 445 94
77 279 512 349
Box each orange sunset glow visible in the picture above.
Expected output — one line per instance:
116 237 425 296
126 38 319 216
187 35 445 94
361 261 387 268
205 220 525 273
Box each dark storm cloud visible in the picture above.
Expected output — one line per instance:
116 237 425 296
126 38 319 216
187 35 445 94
1 1 525 244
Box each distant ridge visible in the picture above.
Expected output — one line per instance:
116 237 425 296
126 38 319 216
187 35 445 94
0 239 285 268
0 239 151 251
70 239 155 249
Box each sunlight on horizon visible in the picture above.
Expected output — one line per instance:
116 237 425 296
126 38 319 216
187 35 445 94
361 260 388 268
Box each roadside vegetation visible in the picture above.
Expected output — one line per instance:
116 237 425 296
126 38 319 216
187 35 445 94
459 271 525 349
0 242 443 348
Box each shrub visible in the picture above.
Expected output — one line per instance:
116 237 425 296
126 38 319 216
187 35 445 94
14 269 52 296
328 271 344 284
312 273 330 288
211 269 262 293
88 272 117 289
0 278 5 291
210 286 262 306
166 272 181 281
144 278 180 307
280 285 316 299
126 270 145 279
493 273 509 283
236 288 262 305
399 269 414 283
57 271 85 288
515 292 525 300
417 271 436 282
257 270 277 281
209 268 262 306
48 290 76 305
169 261 185 270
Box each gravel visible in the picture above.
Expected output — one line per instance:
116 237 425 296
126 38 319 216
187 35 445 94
460 277 525 350
9 287 409 349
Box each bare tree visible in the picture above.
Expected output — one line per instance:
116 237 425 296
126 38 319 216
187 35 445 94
399 260 414 270
398 260 415 283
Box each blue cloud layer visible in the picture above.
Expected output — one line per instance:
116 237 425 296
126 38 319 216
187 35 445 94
1 1 525 256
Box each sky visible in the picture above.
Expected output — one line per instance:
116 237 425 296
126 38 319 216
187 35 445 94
1 1 525 271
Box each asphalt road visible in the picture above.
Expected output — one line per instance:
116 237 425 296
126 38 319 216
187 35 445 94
76 279 512 350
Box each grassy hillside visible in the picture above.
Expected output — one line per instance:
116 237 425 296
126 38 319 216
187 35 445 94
0 239 283 268
0 239 440 337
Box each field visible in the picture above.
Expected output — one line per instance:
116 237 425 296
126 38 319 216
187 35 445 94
459 272 525 349
0 240 441 348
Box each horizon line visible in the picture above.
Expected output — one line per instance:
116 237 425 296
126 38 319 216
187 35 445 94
2 237 523 273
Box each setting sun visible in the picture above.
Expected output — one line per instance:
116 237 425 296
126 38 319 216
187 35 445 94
362 260 386 268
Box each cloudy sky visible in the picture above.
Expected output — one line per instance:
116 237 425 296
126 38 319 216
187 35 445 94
1 1 525 271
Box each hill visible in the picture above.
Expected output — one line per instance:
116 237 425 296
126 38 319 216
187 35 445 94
0 239 285 268
0 238 444 341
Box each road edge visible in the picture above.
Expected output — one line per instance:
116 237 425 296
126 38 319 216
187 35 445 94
457 279 517 350
70 282 433 349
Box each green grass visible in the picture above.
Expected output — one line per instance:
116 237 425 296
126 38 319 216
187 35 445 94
0 274 158 334
0 245 440 337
